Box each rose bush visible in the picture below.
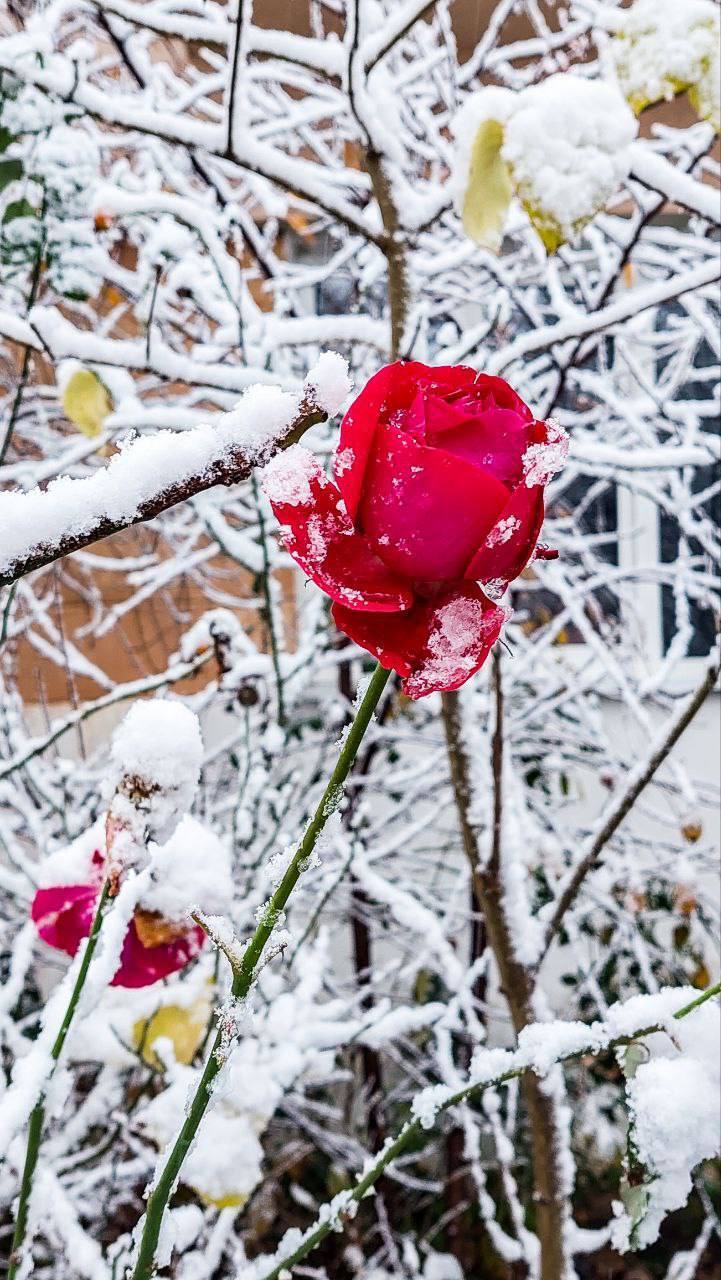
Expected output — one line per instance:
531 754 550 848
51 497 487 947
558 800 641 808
264 361 567 697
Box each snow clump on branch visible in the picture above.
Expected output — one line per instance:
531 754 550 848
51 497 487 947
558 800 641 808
451 74 637 253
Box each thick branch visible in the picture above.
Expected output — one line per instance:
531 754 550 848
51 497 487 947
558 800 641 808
540 661 720 960
442 683 570 1280
365 150 409 359
0 361 348 586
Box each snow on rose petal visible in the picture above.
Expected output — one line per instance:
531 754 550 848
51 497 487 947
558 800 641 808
268 363 566 696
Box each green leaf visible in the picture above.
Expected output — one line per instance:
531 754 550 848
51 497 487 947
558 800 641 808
2 197 35 224
0 126 14 153
461 117 513 252
0 157 22 191
620 1176 648 1230
621 1041 649 1079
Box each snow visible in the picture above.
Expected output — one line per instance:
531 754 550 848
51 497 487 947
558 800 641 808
452 75 637 252
1 6 719 1276
37 820 103 888
305 351 352 416
359 1001 446 1049
611 998 720 1250
141 817 232 924
486 515 521 547
423 1254 463 1280
629 145 721 226
262 444 321 508
156 1206 205 1269
609 0 720 130
110 699 202 809
104 700 204 856
68 958 213 1070
522 421 569 488
136 937 339 1230
140 1067 267 1208
502 75 637 251
411 1083 452 1130
404 596 509 699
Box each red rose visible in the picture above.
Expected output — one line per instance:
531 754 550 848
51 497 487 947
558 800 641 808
264 361 567 697
31 870 205 989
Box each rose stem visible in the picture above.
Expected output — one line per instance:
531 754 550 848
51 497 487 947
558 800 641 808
9 880 112 1279
130 660 392 1280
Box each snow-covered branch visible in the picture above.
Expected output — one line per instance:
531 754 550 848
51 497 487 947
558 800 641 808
0 356 349 586
245 984 721 1280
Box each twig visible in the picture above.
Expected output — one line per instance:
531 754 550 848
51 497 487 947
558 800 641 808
489 649 503 881
225 0 247 159
540 661 720 961
364 0 439 71
0 195 46 468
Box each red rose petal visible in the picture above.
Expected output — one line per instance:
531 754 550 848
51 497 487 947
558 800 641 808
333 583 508 699
335 364 401 522
32 882 205 988
427 399 532 486
111 920 206 989
465 483 545 591
264 446 414 612
336 362 480 519
32 884 99 957
358 423 509 582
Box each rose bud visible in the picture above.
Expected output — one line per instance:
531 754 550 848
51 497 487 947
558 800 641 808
264 361 567 698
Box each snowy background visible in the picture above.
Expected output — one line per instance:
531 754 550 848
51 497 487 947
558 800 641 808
0 2 719 1279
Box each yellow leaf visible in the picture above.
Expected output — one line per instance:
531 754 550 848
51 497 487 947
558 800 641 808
691 963 711 990
461 118 513 252
197 1190 248 1210
689 55 720 133
520 202 566 255
132 1000 209 1070
61 369 113 438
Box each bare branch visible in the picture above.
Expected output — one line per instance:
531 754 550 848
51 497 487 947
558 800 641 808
540 661 720 961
